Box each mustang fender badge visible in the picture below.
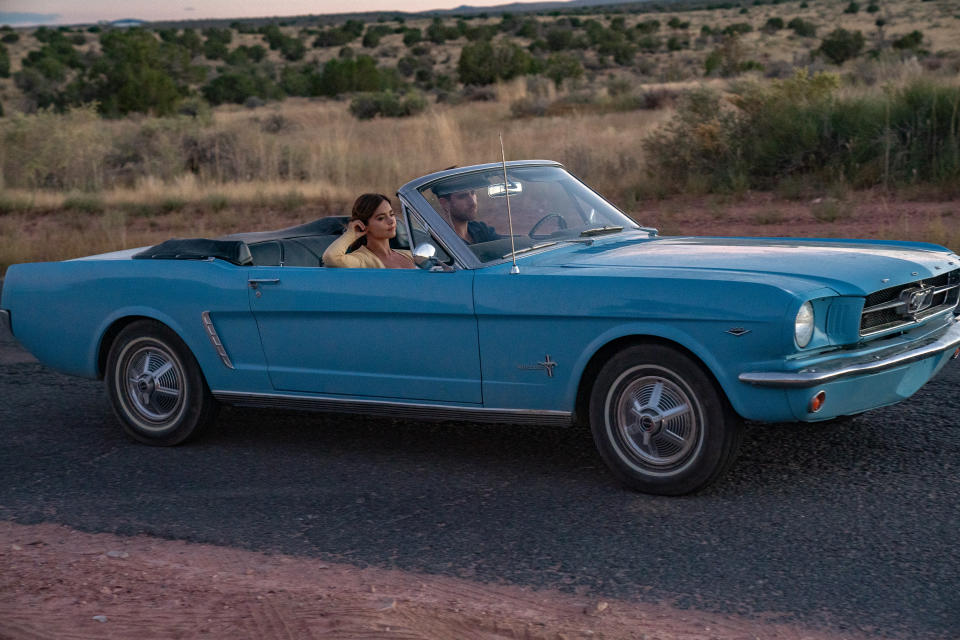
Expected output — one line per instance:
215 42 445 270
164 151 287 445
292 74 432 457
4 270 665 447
726 328 751 337
518 355 558 377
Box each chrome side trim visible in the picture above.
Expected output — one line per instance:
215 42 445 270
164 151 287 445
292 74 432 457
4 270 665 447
0 309 10 338
201 311 234 369
212 390 574 426
740 318 960 388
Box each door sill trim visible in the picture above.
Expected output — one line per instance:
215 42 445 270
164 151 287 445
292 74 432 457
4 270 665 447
212 390 573 426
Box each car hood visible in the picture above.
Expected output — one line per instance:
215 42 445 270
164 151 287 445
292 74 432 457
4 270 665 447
549 235 960 296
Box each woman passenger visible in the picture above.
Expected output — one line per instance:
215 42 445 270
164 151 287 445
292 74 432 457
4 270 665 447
322 193 414 269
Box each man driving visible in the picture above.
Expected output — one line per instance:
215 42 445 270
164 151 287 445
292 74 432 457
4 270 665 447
433 182 500 244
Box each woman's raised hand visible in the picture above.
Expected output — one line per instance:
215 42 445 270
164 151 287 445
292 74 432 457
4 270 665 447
347 219 367 235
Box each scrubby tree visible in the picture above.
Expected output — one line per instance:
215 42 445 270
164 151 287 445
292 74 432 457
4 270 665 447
458 40 532 85
544 53 583 87
844 2 860 14
788 18 817 37
893 30 924 51
764 17 784 32
818 28 865 64
0 43 9 78
402 28 422 46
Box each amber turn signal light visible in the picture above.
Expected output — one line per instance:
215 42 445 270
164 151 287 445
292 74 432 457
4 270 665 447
809 390 827 413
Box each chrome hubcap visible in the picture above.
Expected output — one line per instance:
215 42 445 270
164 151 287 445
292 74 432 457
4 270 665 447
614 375 699 467
124 346 184 426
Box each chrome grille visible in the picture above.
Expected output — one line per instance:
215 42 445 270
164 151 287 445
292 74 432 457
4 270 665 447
860 270 960 336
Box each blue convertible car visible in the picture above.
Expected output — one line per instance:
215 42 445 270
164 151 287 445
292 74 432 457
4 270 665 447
2 161 959 494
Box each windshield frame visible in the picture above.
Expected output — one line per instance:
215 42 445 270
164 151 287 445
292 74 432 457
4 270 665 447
398 160 640 269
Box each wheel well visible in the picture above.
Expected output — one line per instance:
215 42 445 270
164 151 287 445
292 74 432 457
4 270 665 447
96 316 155 379
573 335 723 426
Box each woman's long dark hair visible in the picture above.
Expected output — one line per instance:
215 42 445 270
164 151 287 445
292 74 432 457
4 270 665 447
349 193 392 249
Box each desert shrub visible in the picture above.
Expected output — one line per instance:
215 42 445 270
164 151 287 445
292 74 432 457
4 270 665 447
426 18 459 44
0 44 8 78
544 53 584 87
1 33 19 44
723 23 753 36
202 27 231 60
225 44 266 65
403 28 422 46
667 36 688 51
63 194 105 213
203 69 281 105
1 105 114 190
866 3 879 12
818 29 865 65
892 30 924 51
644 72 960 192
458 41 533 85
349 90 426 120
317 55 400 96
517 18 540 39
635 20 660 35
788 18 817 38
764 17 784 32
844 2 860 14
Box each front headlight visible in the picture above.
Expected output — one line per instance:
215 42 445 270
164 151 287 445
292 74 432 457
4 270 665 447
795 301 814 348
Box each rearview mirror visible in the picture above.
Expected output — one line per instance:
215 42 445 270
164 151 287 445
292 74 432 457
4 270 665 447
487 181 523 198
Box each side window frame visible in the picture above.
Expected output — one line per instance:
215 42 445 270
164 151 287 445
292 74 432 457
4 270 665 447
400 199 459 269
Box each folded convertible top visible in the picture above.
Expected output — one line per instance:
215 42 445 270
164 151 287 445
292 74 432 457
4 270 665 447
133 239 253 265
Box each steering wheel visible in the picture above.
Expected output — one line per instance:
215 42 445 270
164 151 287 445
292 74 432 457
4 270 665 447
528 213 567 240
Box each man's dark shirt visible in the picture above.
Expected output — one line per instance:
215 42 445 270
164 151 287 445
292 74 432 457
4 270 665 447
467 220 500 243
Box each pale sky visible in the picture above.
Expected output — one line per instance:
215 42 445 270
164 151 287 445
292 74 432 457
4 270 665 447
0 0 533 26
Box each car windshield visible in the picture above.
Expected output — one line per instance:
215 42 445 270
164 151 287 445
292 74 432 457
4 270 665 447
418 165 638 263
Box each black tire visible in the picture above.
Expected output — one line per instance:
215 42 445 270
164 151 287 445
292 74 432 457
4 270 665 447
105 320 218 446
589 343 742 495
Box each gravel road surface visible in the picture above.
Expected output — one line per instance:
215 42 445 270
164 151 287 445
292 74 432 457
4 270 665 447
1 320 958 638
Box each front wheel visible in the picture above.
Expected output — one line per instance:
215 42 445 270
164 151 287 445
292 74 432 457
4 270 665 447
105 320 218 446
589 344 742 495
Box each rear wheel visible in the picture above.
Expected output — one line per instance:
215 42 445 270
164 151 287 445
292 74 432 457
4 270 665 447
589 344 742 495
105 320 218 446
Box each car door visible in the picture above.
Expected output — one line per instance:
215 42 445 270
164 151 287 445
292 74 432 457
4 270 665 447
247 265 481 404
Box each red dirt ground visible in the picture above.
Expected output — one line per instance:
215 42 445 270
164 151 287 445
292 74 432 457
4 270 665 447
0 521 874 640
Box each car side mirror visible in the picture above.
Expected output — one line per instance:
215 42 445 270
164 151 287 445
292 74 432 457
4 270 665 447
412 243 438 270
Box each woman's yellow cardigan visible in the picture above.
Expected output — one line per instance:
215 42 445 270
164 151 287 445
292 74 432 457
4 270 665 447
321 227 412 268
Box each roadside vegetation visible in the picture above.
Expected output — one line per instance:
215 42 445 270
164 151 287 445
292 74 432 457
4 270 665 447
0 0 959 270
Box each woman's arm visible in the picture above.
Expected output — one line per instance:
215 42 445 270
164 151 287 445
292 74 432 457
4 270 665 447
322 224 368 268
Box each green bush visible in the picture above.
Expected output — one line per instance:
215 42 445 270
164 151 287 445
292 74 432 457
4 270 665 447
723 23 753 36
788 18 817 38
764 17 784 32
2 32 20 43
349 90 426 119
818 29 865 65
458 41 532 85
544 53 583 87
893 30 924 51
0 44 8 78
403 28 422 46
844 2 860 14
644 72 960 193
63 194 105 214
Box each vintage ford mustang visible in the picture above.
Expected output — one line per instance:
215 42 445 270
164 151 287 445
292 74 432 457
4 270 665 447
2 161 959 495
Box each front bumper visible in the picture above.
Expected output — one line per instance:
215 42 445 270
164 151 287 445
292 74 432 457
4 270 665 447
739 316 960 388
0 309 10 338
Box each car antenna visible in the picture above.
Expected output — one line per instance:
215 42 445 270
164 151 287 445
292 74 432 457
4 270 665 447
500 132 519 275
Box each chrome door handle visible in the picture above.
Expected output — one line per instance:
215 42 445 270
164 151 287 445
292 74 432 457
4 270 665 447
248 278 280 289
